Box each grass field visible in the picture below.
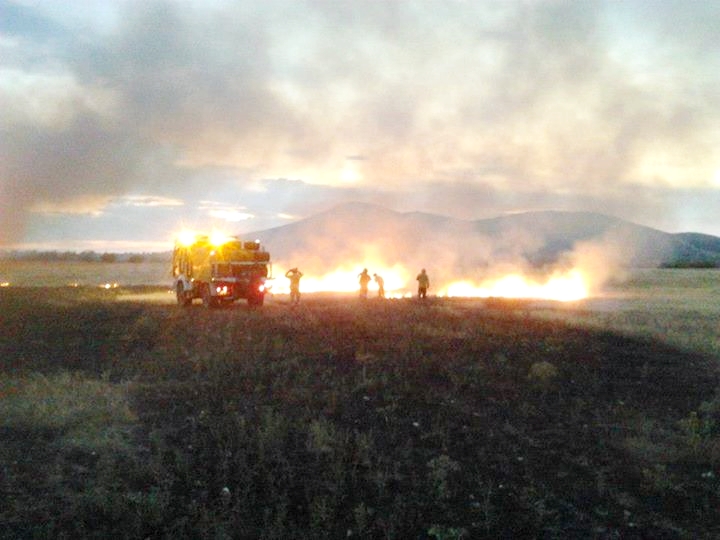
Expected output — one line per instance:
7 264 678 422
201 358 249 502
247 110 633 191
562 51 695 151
532 269 720 361
0 260 170 288
1 270 719 538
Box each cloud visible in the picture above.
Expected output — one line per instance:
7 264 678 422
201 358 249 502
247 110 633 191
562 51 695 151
1 0 719 248
116 195 184 208
199 200 254 222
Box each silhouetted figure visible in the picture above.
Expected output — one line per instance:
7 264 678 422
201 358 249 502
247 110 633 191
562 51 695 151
358 268 371 299
373 273 385 298
285 267 303 304
416 268 430 299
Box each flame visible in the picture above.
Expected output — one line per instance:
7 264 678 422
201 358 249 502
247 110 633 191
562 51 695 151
271 263 589 302
274 264 410 297
441 269 588 302
100 282 119 289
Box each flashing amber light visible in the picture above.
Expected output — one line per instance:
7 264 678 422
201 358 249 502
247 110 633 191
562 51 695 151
177 230 198 247
209 230 232 247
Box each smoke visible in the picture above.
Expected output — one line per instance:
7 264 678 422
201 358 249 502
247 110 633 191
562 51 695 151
0 114 144 243
564 236 631 294
262 203 645 297
2 1 719 247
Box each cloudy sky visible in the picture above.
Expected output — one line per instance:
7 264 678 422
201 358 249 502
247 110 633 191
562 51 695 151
2 0 719 252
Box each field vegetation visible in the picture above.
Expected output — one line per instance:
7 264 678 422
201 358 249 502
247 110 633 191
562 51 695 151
1 282 720 539
0 260 169 288
534 269 720 360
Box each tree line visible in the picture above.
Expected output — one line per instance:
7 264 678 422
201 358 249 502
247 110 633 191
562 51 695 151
0 251 169 263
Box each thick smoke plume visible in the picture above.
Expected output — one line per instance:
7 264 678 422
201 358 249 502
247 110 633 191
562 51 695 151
3 1 720 248
256 204 646 296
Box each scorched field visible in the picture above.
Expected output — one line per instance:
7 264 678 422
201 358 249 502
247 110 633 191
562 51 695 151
1 284 719 539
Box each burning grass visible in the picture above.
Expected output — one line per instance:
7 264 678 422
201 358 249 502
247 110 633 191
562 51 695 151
1 288 719 538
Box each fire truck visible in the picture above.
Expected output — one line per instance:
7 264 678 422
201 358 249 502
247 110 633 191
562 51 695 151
172 233 271 307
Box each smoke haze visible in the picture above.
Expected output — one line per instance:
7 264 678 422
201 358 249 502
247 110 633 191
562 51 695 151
252 203 719 295
2 0 720 249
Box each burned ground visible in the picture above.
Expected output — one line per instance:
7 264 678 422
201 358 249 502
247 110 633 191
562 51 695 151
1 288 719 539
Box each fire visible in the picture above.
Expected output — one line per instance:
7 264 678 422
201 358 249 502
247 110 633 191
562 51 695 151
273 264 410 297
272 264 588 302
100 282 119 289
442 269 588 302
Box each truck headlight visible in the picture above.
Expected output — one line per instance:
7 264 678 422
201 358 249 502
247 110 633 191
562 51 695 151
215 285 229 295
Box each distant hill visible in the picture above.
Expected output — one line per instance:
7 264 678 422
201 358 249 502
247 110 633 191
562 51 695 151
4 203 719 273
249 203 720 274
665 233 720 267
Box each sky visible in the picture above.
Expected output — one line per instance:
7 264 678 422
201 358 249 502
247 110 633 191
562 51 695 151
1 0 719 253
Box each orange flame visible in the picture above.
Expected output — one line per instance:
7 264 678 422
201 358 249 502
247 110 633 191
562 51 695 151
441 269 588 302
273 264 410 297
272 263 589 302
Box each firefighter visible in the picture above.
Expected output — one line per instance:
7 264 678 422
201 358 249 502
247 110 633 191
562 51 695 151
285 267 303 304
416 268 430 299
358 268 372 299
373 273 385 298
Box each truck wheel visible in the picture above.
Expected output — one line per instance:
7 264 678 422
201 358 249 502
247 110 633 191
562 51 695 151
201 284 216 309
248 292 264 307
176 282 191 306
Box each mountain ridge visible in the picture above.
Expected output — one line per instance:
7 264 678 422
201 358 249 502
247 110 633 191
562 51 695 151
249 202 720 271
3 203 718 270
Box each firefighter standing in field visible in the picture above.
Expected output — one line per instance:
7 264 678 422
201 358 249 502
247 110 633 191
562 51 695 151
373 273 385 298
416 268 430 299
358 268 372 299
285 267 303 305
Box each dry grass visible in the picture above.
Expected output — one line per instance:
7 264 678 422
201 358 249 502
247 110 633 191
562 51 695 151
1 275 719 538
529 269 720 360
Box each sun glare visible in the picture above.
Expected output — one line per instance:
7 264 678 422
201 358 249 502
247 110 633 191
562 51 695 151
340 165 361 183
